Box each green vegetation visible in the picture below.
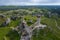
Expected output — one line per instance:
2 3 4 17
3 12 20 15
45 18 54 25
0 27 11 40
0 17 7 26
24 15 37 26
6 30 20 40
0 7 60 40
32 16 60 40
0 17 21 40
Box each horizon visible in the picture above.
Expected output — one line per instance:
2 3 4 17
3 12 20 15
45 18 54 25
0 0 60 6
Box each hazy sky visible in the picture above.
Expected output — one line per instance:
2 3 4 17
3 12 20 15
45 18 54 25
0 0 60 5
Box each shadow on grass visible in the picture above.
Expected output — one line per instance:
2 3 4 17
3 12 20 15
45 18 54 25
6 30 20 40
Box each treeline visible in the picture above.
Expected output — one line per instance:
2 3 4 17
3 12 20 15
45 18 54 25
0 6 60 11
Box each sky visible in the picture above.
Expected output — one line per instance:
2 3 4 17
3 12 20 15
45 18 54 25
0 0 60 6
